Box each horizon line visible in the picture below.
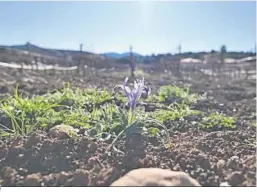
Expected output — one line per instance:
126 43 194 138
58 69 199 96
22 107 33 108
0 42 255 55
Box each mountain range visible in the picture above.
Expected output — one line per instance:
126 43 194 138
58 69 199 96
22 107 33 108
0 43 145 60
0 43 91 57
101 52 143 59
0 43 255 61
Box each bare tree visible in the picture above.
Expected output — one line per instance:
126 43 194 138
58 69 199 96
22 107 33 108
176 44 182 76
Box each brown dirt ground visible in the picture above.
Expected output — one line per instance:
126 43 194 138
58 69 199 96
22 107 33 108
0 68 256 186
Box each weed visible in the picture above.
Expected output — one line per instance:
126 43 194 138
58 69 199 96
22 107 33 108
151 104 203 123
200 112 236 130
158 85 201 105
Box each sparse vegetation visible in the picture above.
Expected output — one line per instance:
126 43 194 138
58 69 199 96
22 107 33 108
200 112 236 130
158 85 203 105
0 66 255 187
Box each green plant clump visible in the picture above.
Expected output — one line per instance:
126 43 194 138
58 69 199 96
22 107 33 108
152 104 203 123
158 85 201 105
0 84 112 136
200 112 236 130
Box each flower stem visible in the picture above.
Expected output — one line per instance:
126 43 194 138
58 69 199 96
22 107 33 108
128 108 133 126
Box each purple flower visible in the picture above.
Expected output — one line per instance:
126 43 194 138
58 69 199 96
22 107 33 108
114 77 150 112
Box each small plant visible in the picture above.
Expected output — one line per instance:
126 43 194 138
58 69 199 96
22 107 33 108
108 77 172 150
114 77 151 126
200 112 236 130
158 85 201 105
0 85 104 136
0 86 60 136
152 104 203 123
84 88 112 105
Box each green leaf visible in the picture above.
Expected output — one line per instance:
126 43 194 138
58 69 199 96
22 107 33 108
148 127 160 136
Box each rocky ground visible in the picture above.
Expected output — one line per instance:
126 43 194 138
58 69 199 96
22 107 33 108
0 68 256 186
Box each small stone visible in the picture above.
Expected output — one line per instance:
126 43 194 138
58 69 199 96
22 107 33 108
49 124 77 139
111 168 201 186
197 154 211 170
201 158 211 170
191 149 200 155
227 156 240 170
217 159 226 171
230 156 239 161
220 182 231 187
228 172 245 186
3 167 17 179
23 173 41 186
18 168 28 176
57 171 69 185
42 174 54 185
70 169 90 186
88 143 98 153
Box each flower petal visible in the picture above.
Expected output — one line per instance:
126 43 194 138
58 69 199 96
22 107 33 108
123 77 131 98
134 80 139 90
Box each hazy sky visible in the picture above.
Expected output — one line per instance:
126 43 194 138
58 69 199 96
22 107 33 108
0 1 255 54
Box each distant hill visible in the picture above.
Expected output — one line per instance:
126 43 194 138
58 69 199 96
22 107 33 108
0 43 254 62
0 43 93 58
102 52 143 59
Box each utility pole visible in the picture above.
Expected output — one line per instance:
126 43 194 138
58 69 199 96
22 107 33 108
26 42 31 56
176 43 182 76
80 44 83 52
130 45 135 77
178 43 182 55
78 43 83 74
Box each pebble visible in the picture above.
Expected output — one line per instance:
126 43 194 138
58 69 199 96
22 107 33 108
3 167 17 179
217 159 226 171
23 173 41 186
228 171 245 186
57 171 69 185
220 182 231 187
49 124 77 139
227 156 240 169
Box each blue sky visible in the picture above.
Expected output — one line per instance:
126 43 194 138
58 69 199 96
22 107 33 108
0 1 255 55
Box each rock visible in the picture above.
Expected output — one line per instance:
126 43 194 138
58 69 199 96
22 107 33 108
49 124 78 139
197 154 211 170
18 168 28 176
3 167 17 179
217 159 226 171
230 156 240 161
228 171 245 186
110 168 201 186
42 174 54 186
220 182 231 187
57 171 69 185
88 142 98 153
23 173 41 186
227 156 240 170
190 149 200 155
68 169 90 186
